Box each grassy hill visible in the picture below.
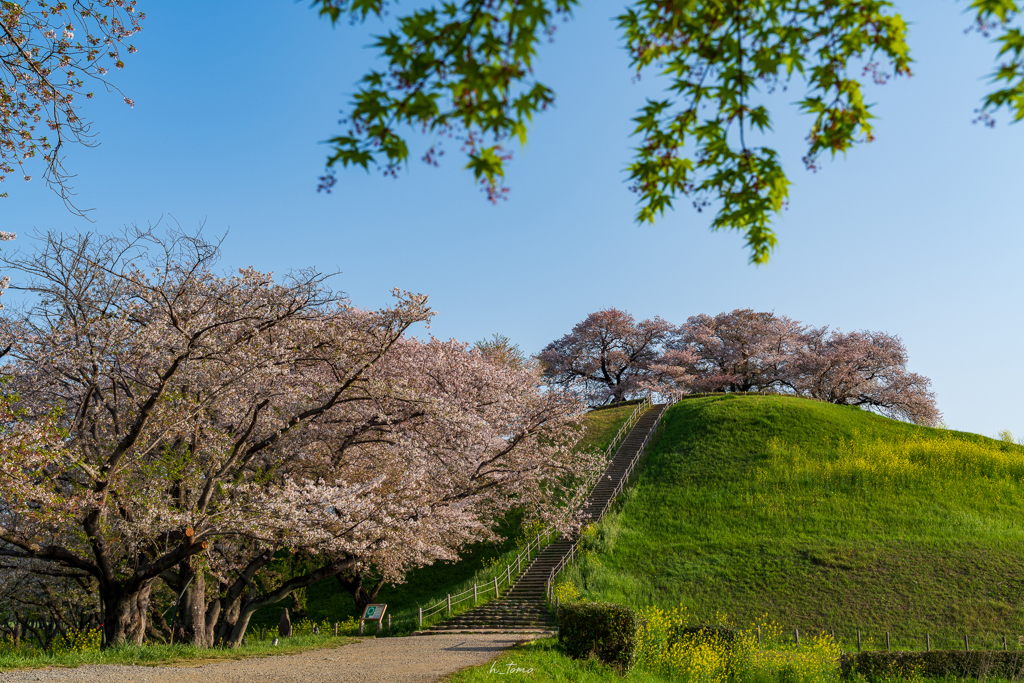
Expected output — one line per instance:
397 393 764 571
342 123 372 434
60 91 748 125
558 394 1024 652
250 402 639 633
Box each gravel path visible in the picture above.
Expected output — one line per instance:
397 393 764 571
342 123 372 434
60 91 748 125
0 633 540 683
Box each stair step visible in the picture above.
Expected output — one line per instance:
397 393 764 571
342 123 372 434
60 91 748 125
427 404 666 632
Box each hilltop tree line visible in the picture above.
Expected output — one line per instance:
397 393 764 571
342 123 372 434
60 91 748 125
539 308 939 426
0 229 601 649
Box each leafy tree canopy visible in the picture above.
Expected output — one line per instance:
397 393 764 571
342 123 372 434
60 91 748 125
314 0 1023 263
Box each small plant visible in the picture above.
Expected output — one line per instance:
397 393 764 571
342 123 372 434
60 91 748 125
553 580 583 604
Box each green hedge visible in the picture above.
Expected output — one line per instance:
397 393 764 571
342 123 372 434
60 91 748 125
840 650 1024 679
558 602 642 672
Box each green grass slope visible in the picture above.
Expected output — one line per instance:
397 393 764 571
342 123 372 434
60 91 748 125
560 394 1024 651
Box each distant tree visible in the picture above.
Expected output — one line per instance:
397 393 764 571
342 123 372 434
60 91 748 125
649 309 939 426
474 333 528 370
538 308 675 406
674 309 807 393
0 2 144 214
789 328 940 426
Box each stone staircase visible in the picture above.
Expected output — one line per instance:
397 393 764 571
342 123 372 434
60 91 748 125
580 405 665 524
424 403 667 633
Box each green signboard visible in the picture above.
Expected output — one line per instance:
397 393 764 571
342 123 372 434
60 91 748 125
362 604 387 621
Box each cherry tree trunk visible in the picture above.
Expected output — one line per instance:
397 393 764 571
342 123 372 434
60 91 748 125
101 582 151 648
173 569 218 648
336 572 384 616
216 600 257 649
213 593 244 647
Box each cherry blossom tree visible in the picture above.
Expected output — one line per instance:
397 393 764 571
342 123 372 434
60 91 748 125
0 2 144 214
0 393 102 648
198 335 596 647
789 328 940 426
538 308 676 406
0 227 598 648
0 227 433 647
673 309 807 393
652 309 940 425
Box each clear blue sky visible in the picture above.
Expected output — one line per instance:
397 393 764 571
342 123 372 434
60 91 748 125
3 1 1021 438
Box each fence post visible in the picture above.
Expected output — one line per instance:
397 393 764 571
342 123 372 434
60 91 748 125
857 630 862 653
927 634 931 652
359 620 364 636
418 607 422 630
886 632 890 652
334 623 338 638
447 594 451 616
1004 635 1008 651
965 634 970 652
387 614 391 634
474 583 478 605
795 629 800 648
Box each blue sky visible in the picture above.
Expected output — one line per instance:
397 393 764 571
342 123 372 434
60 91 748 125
3 1 1021 437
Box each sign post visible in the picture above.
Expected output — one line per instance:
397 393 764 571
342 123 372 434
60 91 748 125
360 604 388 636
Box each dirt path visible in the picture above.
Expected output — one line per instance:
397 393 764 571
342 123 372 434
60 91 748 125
0 633 537 683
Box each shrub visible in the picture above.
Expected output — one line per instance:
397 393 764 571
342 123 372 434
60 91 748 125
559 602 643 672
840 650 1024 680
671 625 738 651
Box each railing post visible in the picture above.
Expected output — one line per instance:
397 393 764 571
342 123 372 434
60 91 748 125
506 564 511 586
494 575 499 597
418 607 422 629
447 594 451 616
517 553 521 574
474 582 478 605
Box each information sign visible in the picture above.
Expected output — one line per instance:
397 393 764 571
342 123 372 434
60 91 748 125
362 604 387 621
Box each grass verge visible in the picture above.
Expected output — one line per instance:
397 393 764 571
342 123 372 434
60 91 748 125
0 634 360 671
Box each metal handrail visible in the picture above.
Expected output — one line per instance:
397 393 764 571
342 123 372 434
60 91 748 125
416 398 659 629
600 397 651 462
545 397 675 602
417 526 560 628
